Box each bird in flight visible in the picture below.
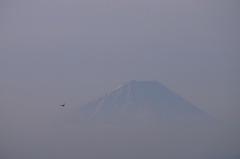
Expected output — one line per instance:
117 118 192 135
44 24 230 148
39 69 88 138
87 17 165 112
60 103 65 107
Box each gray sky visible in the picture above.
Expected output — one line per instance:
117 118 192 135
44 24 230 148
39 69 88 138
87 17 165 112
0 1 240 158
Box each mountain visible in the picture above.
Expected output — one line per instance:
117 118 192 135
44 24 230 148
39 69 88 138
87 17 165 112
61 80 218 126
51 81 232 159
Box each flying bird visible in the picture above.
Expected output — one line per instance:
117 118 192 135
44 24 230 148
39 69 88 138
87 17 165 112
60 103 65 107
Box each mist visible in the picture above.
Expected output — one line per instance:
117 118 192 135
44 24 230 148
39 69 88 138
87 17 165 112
1 120 240 159
1 0 240 158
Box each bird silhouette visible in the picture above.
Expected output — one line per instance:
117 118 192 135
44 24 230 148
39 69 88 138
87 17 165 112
60 103 65 107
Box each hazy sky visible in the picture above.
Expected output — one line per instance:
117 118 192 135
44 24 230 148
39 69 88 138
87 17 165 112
0 1 240 158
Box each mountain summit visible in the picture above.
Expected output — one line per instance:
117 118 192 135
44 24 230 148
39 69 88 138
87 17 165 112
63 80 217 126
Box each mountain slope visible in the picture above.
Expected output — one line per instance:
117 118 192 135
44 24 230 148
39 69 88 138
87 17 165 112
62 80 218 126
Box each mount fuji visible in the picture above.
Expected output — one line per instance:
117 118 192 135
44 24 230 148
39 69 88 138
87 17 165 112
61 80 218 126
